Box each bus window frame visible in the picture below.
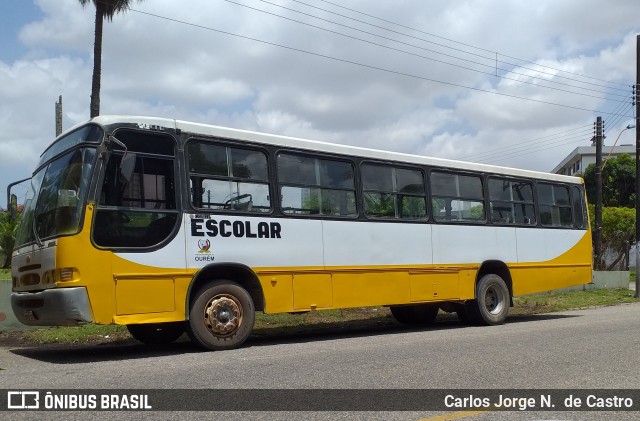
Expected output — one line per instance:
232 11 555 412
90 128 182 252
38 123 103 169
276 150 358 219
535 181 575 229
428 168 487 225
486 176 537 227
359 160 429 222
571 184 588 230
14 124 104 249
185 137 275 216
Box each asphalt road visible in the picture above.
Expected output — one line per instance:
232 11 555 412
1 303 639 420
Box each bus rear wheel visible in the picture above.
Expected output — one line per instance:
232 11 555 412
188 280 255 351
390 303 439 325
466 274 510 325
126 322 185 345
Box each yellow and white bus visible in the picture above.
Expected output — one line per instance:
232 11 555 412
9 116 592 350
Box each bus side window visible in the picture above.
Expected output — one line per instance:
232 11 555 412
572 185 587 229
362 163 426 220
187 141 271 213
430 171 484 223
538 183 572 228
278 153 357 217
488 178 535 226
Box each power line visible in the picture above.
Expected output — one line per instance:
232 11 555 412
603 103 635 134
468 102 635 163
297 0 631 93
475 133 594 165
128 8 635 118
236 0 629 102
460 126 592 160
461 127 593 162
312 0 631 90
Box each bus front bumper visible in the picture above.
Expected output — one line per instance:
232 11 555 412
11 287 94 326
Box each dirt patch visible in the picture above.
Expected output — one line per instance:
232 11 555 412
0 331 39 348
0 331 134 349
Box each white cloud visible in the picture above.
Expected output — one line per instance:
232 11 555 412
0 0 639 208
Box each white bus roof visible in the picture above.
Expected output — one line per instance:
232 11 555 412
90 115 582 185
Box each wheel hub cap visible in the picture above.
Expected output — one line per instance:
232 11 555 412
485 287 503 314
204 295 242 336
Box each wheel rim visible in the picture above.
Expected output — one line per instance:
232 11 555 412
484 284 505 315
203 294 243 336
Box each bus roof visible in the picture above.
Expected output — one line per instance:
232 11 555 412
90 115 582 185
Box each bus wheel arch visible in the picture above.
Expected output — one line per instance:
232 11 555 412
186 263 264 316
464 260 513 325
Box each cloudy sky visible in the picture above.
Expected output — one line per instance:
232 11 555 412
1 0 638 208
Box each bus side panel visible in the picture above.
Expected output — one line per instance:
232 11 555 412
323 220 431 308
332 271 410 308
186 216 324 269
409 270 460 302
515 227 590 265
512 229 592 296
431 225 518 264
112 215 190 323
322 220 432 267
510 265 592 296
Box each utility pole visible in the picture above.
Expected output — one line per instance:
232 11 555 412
635 34 640 298
55 95 62 137
594 116 603 270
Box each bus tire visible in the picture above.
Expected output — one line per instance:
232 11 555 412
126 322 185 345
390 304 439 325
467 274 510 325
189 280 255 351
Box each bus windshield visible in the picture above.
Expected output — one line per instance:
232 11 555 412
15 147 97 248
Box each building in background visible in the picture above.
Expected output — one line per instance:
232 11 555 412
552 144 636 176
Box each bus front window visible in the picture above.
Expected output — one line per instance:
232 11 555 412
32 148 96 241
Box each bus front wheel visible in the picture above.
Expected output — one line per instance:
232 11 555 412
126 322 185 345
188 280 255 351
466 274 510 325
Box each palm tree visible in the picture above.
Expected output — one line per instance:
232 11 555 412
79 0 143 118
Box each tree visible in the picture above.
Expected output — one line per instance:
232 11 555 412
80 0 143 118
0 212 20 268
588 205 635 270
583 153 636 208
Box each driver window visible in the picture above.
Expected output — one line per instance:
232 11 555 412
93 130 179 248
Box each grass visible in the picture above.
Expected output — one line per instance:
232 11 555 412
16 324 130 344
511 288 638 315
0 268 10 279
5 287 637 346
